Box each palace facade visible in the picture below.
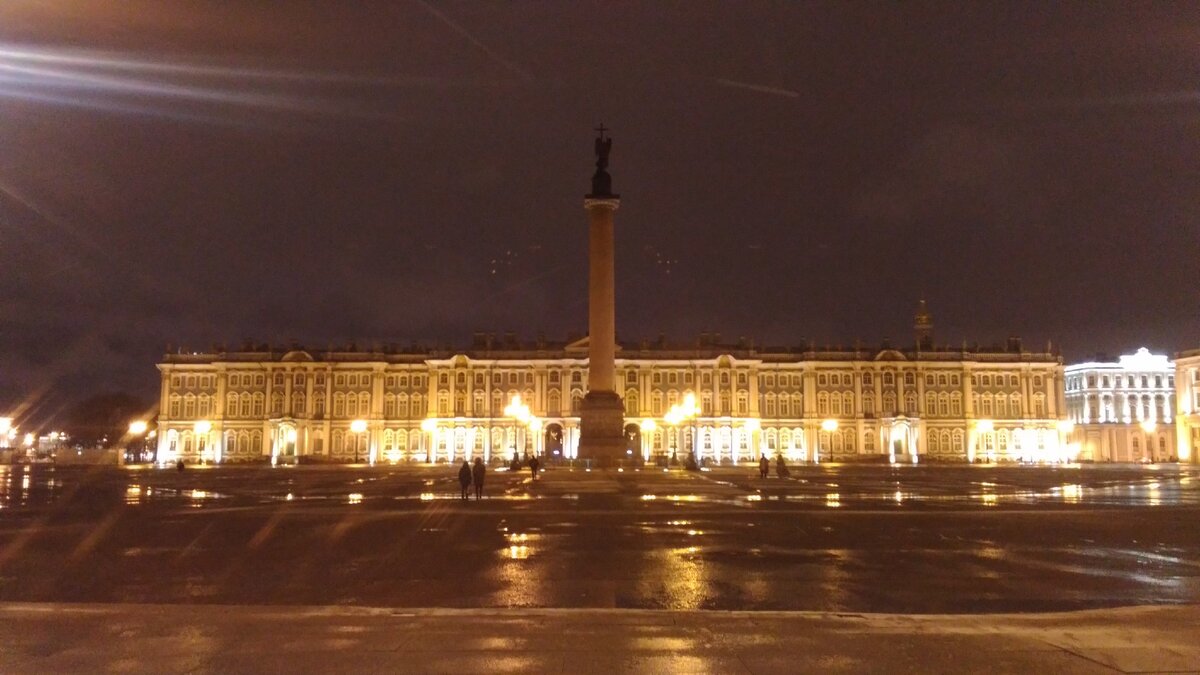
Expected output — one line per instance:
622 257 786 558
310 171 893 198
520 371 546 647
155 318 1068 466
1063 348 1177 462
1175 348 1200 463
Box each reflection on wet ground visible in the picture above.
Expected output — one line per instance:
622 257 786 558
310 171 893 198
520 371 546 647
0 463 1198 613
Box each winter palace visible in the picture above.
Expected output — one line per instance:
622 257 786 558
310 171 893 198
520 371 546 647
154 306 1076 466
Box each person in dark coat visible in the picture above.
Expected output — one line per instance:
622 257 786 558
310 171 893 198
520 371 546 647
457 460 472 501
471 457 486 500
775 455 790 479
529 455 540 479
758 455 769 479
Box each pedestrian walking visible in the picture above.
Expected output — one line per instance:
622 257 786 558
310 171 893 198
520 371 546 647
471 457 486 500
529 455 540 479
457 460 472 501
775 455 790 479
758 454 769 479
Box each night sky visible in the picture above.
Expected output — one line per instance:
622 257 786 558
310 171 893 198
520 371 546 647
1 2 1197 415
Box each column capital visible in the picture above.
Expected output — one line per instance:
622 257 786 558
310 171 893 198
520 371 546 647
584 197 620 211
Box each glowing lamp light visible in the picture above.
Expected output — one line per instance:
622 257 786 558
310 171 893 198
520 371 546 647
976 419 994 433
821 419 839 432
420 418 437 433
682 392 698 416
0 417 12 434
23 432 35 447
350 419 368 434
1056 420 1075 434
744 418 761 432
640 418 657 432
1139 420 1157 434
129 420 148 436
193 420 212 435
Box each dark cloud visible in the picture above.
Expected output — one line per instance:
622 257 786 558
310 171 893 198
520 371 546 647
1 1 1198 417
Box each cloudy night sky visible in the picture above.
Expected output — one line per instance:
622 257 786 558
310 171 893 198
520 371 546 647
1 2 1197 416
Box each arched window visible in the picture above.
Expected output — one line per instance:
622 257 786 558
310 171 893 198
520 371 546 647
651 391 663 415
864 431 875 452
334 393 345 417
765 393 777 417
1010 394 1021 417
1033 394 1046 418
817 392 829 415
411 393 424 416
184 395 196 418
904 391 917 415
454 392 466 416
625 390 639 416
384 394 396 418
473 390 485 414
719 391 731 414
571 390 584 415
271 393 283 416
925 392 937 415
883 393 896 414
358 392 370 415
226 392 238 417
862 372 873 386
547 389 561 415
736 392 748 415
883 372 894 386
950 392 962 416
292 392 305 416
831 394 842 416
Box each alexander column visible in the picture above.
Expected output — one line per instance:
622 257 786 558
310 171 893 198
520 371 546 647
578 125 625 466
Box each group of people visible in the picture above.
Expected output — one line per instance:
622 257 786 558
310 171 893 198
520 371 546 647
456 455 543 500
457 458 487 500
758 454 790 479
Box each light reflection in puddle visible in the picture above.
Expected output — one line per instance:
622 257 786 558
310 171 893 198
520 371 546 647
1061 484 1082 504
347 493 363 504
419 492 434 501
979 493 998 506
825 493 841 508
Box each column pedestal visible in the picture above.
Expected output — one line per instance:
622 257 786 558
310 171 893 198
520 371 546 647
579 391 625 466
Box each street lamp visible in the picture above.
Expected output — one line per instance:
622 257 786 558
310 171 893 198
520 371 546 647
129 420 148 436
504 394 532 461
640 418 656 462
819 418 838 464
420 418 437 463
194 420 213 464
350 419 368 464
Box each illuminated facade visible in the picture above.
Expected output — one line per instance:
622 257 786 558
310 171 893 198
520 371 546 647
1174 348 1200 464
155 325 1067 466
1064 349 1176 462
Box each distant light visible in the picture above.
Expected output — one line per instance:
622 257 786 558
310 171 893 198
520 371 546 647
1140 420 1157 434
350 419 367 434
976 419 994 433
193 420 212 434
129 420 148 436
821 419 839 432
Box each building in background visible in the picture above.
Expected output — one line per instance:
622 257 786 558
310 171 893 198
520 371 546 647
1064 348 1176 462
1174 348 1200 464
154 307 1067 466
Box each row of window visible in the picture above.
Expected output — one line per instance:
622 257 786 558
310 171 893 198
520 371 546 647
1068 373 1173 391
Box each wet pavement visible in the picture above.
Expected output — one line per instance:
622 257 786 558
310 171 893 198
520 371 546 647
3 603 1198 673
0 463 1198 613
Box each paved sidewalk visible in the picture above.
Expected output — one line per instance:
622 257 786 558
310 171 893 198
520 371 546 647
1 603 1198 673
